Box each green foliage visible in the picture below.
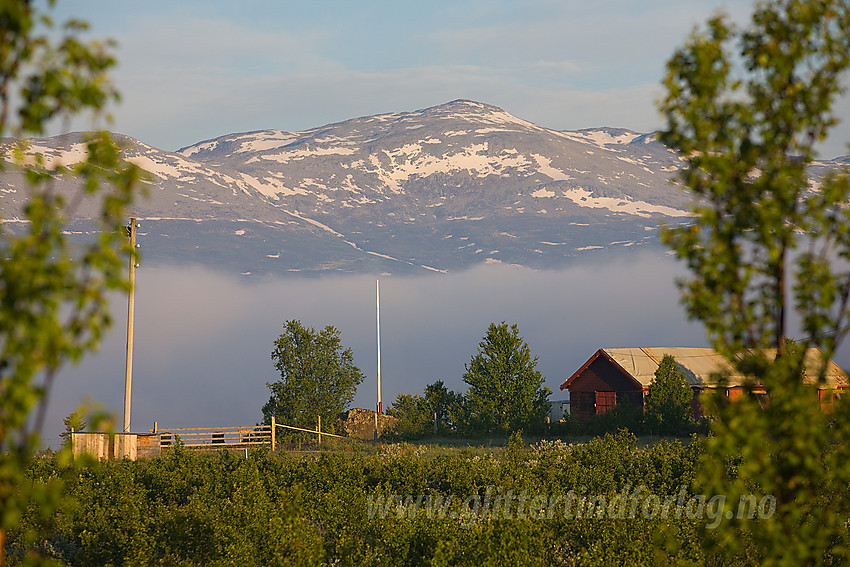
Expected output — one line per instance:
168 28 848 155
59 412 87 448
582 400 646 437
0 0 144 563
659 0 850 359
645 355 694 435
387 393 433 437
695 341 850 565
424 380 462 434
389 325 551 439
462 322 551 434
659 0 850 563
10 435 721 566
263 319 365 434
387 380 464 438
14 450 324 566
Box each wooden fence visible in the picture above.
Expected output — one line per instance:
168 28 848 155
153 417 356 452
155 424 271 450
273 416 355 448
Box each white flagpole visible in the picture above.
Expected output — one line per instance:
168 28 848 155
376 279 382 414
123 218 137 433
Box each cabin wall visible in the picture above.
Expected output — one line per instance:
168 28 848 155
694 385 848 415
567 356 644 420
689 388 703 418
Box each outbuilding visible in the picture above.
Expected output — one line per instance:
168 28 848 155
560 347 848 420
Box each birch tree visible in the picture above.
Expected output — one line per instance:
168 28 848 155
0 0 144 562
659 0 850 562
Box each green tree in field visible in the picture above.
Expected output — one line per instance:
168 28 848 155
387 380 464 436
60 410 88 448
0 0 144 562
263 320 365 433
462 322 550 433
424 379 463 434
644 354 693 435
386 393 431 436
659 0 850 562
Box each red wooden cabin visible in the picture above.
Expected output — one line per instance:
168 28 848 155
561 347 848 420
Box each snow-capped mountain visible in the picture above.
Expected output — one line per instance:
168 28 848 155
2 100 842 275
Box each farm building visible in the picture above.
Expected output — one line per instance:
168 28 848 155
560 347 849 420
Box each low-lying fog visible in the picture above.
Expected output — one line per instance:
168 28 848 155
44 251 850 446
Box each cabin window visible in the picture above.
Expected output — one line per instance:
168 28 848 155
595 391 616 414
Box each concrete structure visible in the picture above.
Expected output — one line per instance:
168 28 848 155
71 432 161 461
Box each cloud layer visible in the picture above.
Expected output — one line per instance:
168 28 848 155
47 253 704 443
46 250 850 446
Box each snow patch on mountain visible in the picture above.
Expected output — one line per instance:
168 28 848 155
260 145 358 164
235 131 298 153
129 154 191 179
378 142 534 182
238 173 307 198
558 129 645 149
15 141 90 168
179 140 218 157
532 188 556 198
531 155 572 181
560 187 692 218
440 101 546 134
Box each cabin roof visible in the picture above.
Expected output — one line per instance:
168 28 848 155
561 347 849 390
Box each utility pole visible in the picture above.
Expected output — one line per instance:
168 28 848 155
123 218 138 433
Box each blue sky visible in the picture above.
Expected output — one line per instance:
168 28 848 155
48 0 841 159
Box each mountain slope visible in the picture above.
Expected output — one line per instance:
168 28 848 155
2 100 843 275
177 100 690 219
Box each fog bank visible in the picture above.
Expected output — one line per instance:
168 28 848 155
45 251 847 445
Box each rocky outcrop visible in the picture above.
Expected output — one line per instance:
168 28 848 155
340 408 397 440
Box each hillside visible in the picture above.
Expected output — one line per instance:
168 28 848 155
1 100 844 275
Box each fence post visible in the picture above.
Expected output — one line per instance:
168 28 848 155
271 416 276 452
317 415 322 448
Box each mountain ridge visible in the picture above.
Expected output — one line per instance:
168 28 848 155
1 100 844 275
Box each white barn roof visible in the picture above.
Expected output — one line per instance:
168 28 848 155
599 347 848 389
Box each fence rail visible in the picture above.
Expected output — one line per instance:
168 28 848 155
152 417 360 452
156 425 272 449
